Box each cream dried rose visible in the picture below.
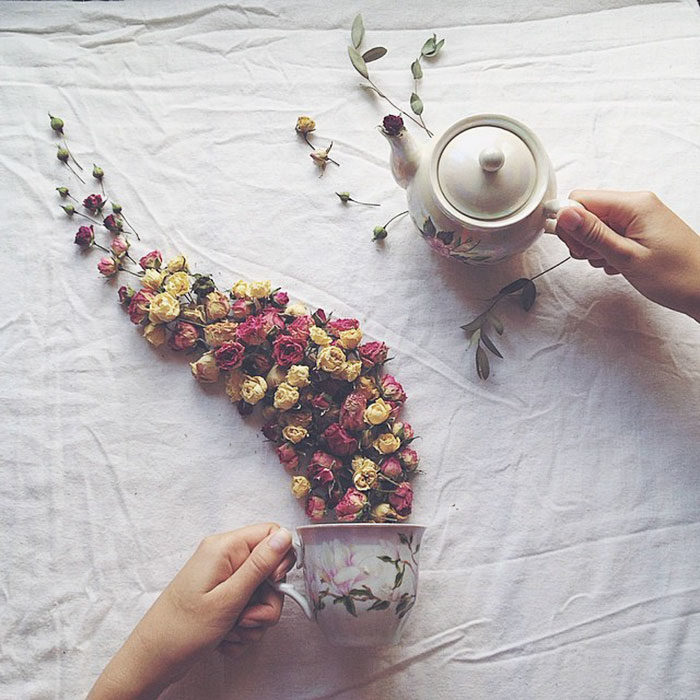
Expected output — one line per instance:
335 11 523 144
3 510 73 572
148 292 180 323
316 345 346 373
282 425 308 444
203 321 238 348
165 255 188 273
231 280 250 299
343 360 362 382
339 328 363 350
190 352 219 383
373 432 401 455
165 271 190 297
240 375 267 405
363 398 392 426
286 302 308 317
225 369 246 402
309 326 331 346
248 280 271 299
274 382 299 411
142 269 165 291
266 365 287 389
286 364 310 388
291 475 311 499
204 291 230 322
143 322 166 347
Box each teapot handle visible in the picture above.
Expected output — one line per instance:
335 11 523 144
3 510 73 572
543 198 586 234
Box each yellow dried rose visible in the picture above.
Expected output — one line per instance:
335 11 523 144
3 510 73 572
240 375 267 405
143 322 166 347
343 360 362 382
225 369 246 402
363 398 392 426
295 116 316 134
316 345 346 374
203 321 238 348
165 271 190 297
357 375 380 400
373 432 401 455
286 365 310 388
352 460 379 491
282 425 308 444
371 503 398 523
166 255 188 273
204 291 230 322
190 351 219 383
339 328 363 350
249 280 272 299
274 382 299 411
180 304 206 324
286 302 308 317
141 269 165 291
148 292 180 323
309 326 331 346
231 280 250 299
291 475 311 499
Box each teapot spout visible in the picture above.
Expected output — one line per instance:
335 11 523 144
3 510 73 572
381 127 421 189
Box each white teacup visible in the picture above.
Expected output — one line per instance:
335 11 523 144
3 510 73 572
273 523 426 647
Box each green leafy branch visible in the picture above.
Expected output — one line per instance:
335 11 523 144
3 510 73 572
347 14 444 137
462 257 571 380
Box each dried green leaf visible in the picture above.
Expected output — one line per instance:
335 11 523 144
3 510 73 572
481 331 503 359
499 278 529 295
460 314 485 333
421 34 437 57
351 14 364 49
411 59 423 79
468 327 481 349
489 312 504 335
348 46 369 79
434 38 445 54
362 46 387 62
521 280 537 311
476 345 490 380
410 92 424 116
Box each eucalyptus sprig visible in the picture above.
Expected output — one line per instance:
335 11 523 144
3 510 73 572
347 15 443 137
462 257 571 379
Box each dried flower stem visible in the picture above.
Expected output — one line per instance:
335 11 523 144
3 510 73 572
62 140 83 171
64 162 86 184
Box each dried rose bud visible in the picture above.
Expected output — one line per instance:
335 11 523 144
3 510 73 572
272 290 289 308
312 308 327 326
336 192 351 203
74 225 94 247
61 204 75 216
56 187 69 198
97 256 118 277
49 114 64 133
382 114 404 136
103 214 122 232
83 194 104 213
192 274 215 298
372 225 387 240
92 164 104 180
118 285 135 305
139 249 163 270
295 116 316 134
56 146 69 163
111 202 122 214
110 236 129 257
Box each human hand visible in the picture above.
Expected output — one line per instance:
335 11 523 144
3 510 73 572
88 523 294 700
556 190 700 321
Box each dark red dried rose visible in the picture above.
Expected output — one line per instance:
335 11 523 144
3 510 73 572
382 114 404 136
214 341 245 370
272 335 306 367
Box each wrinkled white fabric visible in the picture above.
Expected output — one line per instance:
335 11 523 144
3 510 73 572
1 1 699 698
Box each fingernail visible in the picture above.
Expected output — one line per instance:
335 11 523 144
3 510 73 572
268 528 292 553
238 619 263 629
558 208 583 233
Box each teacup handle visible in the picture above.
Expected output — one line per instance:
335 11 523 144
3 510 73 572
543 198 586 234
270 533 313 620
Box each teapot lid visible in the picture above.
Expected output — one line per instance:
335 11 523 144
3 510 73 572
436 125 537 220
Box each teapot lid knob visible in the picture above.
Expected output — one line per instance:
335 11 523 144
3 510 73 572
479 147 505 172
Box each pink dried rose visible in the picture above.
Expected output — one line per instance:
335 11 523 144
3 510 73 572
82 194 104 213
277 443 299 471
288 315 314 341
334 488 368 522
311 393 331 411
392 421 414 440
74 225 94 247
310 451 341 472
97 256 118 277
117 285 134 305
382 114 404 136
103 214 121 232
308 462 334 486
110 236 129 257
399 447 419 471
322 423 358 457
127 289 156 324
340 391 368 433
236 315 266 345
214 341 245 370
272 335 306 368
169 321 199 351
389 481 413 517
380 456 403 479
272 290 289 307
358 341 388 368
139 250 163 270
326 317 359 336
260 307 284 334
380 375 407 403
305 494 326 522
231 298 252 320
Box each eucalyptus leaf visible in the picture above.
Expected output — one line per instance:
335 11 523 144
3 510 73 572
521 280 537 311
481 331 503 359
410 92 424 115
489 312 504 335
362 46 387 62
468 327 481 349
499 278 529 295
351 14 364 49
460 314 485 333
421 34 437 57
476 345 490 380
411 59 423 79
348 46 369 79
434 38 445 54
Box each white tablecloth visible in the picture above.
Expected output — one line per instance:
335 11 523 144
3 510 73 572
1 1 699 698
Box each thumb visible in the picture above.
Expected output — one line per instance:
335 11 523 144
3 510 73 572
557 206 637 268
218 528 292 608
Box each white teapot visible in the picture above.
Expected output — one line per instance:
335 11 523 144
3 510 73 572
382 113 579 264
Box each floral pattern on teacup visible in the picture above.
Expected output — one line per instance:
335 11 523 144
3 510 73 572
307 533 420 619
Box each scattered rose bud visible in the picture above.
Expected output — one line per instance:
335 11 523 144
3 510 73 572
139 249 163 270
74 225 94 247
92 164 104 180
97 256 118 277
103 214 122 232
56 186 69 198
62 204 75 216
373 225 387 240
310 142 337 174
57 146 69 163
83 194 104 213
295 116 316 134
336 191 380 207
49 114 64 133
110 236 129 257
336 191 351 203
382 114 404 136
111 202 122 214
